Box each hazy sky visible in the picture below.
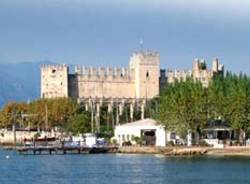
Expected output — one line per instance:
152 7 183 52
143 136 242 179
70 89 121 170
0 0 250 73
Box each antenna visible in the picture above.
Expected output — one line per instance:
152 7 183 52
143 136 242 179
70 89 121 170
139 39 144 51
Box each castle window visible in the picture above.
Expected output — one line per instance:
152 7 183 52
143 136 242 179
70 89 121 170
146 71 150 78
52 69 56 73
127 134 130 140
61 82 63 86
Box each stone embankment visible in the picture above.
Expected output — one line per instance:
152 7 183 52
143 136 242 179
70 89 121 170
118 146 250 156
206 147 250 156
118 146 208 155
165 147 208 156
118 146 172 154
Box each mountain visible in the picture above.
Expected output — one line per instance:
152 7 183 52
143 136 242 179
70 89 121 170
0 61 54 107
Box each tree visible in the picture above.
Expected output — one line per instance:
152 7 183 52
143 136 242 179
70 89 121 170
0 102 28 128
225 73 250 145
156 78 207 137
155 72 250 145
28 98 78 130
65 113 91 135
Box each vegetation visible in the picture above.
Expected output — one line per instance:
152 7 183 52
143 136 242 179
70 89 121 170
155 73 250 144
0 98 91 134
199 62 207 70
1 71 250 145
0 98 141 136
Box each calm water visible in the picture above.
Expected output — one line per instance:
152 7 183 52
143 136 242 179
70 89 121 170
1 149 250 184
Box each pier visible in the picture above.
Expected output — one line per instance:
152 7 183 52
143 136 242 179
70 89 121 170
16 141 118 155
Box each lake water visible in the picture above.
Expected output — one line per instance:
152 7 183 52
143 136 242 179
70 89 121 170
1 149 250 184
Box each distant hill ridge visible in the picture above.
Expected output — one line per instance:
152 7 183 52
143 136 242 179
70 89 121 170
0 61 54 107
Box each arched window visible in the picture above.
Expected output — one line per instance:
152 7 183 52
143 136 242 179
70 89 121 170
146 71 150 78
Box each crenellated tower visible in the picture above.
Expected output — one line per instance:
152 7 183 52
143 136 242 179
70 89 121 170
129 51 160 99
41 64 69 98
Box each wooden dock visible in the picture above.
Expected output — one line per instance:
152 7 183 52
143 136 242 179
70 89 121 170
16 141 118 155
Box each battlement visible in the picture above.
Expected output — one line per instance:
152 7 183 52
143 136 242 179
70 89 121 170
192 58 224 73
41 64 68 71
167 69 192 83
74 66 134 80
167 69 192 76
129 51 160 68
131 51 159 58
41 50 160 100
167 58 224 87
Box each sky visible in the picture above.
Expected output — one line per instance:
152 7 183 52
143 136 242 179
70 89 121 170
0 0 250 73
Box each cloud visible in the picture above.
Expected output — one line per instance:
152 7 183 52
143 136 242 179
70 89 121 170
102 0 250 15
3 0 250 15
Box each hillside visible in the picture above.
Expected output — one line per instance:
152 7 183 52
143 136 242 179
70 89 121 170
0 61 53 107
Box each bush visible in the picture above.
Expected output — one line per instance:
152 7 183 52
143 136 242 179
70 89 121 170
167 141 175 146
234 140 241 146
122 141 132 146
199 140 210 147
132 136 143 145
34 132 41 139
110 138 117 145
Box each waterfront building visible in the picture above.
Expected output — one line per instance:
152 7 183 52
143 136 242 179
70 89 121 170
114 118 166 147
202 120 234 148
0 128 59 144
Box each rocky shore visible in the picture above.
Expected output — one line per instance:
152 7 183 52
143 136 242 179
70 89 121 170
118 146 250 156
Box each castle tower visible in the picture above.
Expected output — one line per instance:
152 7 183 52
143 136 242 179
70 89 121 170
41 64 69 98
212 58 219 73
192 58 200 79
129 51 160 99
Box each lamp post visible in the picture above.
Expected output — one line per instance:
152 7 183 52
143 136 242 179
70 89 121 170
145 71 149 118
90 98 95 133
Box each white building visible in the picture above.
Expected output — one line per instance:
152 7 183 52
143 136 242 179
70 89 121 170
114 119 166 147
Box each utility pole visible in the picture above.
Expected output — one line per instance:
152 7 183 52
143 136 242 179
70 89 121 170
116 102 119 125
145 71 149 118
45 104 48 131
12 106 17 148
90 99 94 133
111 105 114 129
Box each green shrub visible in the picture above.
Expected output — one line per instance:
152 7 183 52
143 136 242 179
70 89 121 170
122 141 132 146
34 132 41 139
199 140 210 147
111 139 117 145
132 136 143 145
167 141 175 146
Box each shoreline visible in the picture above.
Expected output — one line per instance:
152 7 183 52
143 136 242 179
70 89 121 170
117 146 250 157
3 144 250 157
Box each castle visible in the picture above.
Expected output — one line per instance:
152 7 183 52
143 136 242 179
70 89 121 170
166 58 224 87
41 51 224 132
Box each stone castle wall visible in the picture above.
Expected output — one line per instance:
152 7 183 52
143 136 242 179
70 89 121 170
166 58 224 87
41 53 224 101
68 66 135 99
41 51 160 100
